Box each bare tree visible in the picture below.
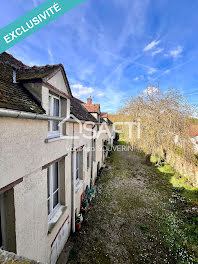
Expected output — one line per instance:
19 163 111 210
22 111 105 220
119 88 196 164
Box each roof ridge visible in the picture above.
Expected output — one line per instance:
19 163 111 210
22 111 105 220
26 63 62 69
0 52 29 68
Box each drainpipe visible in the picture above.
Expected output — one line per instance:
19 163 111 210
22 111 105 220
90 124 96 188
71 123 76 233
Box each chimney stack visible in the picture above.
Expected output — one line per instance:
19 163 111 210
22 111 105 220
87 96 92 105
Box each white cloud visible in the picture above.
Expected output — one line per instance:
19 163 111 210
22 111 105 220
143 40 160 51
71 84 84 89
96 92 105 97
47 48 54 65
133 77 139 81
71 84 94 97
152 48 164 56
148 67 157 75
164 69 170 74
143 86 159 95
169 46 183 58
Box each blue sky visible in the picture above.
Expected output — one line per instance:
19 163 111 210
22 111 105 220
1 0 198 113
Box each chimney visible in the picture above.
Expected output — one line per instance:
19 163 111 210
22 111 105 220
87 96 92 105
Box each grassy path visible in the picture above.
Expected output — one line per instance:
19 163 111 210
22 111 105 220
66 149 198 264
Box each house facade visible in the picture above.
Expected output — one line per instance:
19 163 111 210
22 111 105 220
82 97 114 182
0 53 113 263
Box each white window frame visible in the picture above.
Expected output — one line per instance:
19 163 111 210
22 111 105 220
48 94 61 138
47 162 60 220
74 148 84 185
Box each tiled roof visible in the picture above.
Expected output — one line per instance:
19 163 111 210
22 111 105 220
0 53 45 114
17 64 61 82
70 97 97 122
0 52 101 121
82 103 100 113
74 97 85 104
100 112 113 124
16 62 72 97
101 112 108 118
0 52 27 68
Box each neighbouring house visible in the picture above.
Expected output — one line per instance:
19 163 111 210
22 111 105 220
0 52 113 263
82 97 114 180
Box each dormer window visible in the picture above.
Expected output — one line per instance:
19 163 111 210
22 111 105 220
48 94 61 138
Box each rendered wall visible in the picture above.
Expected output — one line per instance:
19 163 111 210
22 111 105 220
47 70 69 95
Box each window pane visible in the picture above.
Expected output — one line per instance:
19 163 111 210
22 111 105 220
53 191 59 208
53 163 59 192
53 98 59 117
48 96 51 115
52 120 59 131
52 98 60 131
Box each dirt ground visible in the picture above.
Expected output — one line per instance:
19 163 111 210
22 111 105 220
61 149 198 264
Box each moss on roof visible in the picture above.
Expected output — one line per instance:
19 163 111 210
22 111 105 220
0 52 27 68
0 55 45 114
17 65 61 81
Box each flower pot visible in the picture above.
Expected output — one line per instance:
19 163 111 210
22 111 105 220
76 222 81 231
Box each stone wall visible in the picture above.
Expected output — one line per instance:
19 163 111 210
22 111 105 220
166 151 198 187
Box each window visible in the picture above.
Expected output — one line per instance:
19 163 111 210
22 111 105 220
87 152 90 170
75 148 83 182
48 94 61 138
47 162 60 217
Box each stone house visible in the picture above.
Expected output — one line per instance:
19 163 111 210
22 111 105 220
0 53 113 263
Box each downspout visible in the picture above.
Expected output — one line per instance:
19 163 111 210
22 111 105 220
71 123 75 233
90 124 96 188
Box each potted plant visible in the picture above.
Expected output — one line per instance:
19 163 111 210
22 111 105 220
76 219 81 231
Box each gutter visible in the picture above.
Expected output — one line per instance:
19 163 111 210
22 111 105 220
0 108 99 124
0 108 63 121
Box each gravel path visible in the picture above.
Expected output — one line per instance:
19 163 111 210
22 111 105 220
62 150 197 264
